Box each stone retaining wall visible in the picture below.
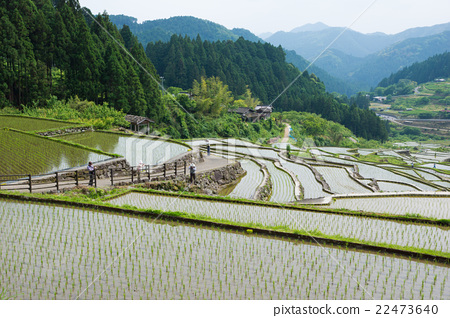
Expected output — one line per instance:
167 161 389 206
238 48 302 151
37 126 93 137
135 162 245 196
253 162 272 201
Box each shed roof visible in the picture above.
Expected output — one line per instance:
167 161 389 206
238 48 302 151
125 115 155 125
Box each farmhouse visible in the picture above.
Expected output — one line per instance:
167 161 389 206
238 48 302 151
373 96 387 103
228 105 273 122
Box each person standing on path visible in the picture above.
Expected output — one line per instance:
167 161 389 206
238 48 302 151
189 162 196 183
206 139 211 156
87 162 95 186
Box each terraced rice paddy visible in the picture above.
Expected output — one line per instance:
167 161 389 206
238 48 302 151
221 138 262 147
0 130 110 175
433 181 450 189
229 160 264 199
314 166 372 194
377 181 419 192
2 200 449 300
421 163 450 171
281 161 327 199
319 147 353 155
259 160 296 203
358 150 376 156
415 170 441 181
60 132 189 166
184 139 224 147
322 156 439 191
0 116 74 131
109 193 449 254
232 147 281 160
329 196 450 220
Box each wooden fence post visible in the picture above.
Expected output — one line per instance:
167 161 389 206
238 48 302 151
94 170 97 188
29 174 32 193
147 165 151 181
184 161 187 175
55 172 59 191
110 168 114 186
75 170 79 187
175 163 177 176
163 164 166 178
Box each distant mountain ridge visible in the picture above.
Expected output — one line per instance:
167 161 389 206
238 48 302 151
265 22 450 92
377 52 450 88
109 15 259 44
266 22 450 59
313 31 450 91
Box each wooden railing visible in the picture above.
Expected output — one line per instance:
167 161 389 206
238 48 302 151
0 161 188 193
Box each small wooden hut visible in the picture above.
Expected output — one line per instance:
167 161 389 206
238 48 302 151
125 115 155 135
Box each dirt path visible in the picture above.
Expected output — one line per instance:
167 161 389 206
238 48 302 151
281 123 291 143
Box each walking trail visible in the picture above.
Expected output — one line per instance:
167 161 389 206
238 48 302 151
281 123 291 143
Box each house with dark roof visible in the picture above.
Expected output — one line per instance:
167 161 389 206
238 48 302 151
125 115 155 134
228 105 272 122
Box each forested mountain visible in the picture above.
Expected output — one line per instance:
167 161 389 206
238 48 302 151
378 52 450 88
284 50 358 96
109 15 261 45
348 32 450 90
110 15 353 96
146 35 388 141
0 0 163 120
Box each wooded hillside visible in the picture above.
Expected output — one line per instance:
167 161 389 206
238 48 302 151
0 0 163 120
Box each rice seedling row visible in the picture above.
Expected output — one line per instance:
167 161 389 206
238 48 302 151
229 160 264 199
0 130 110 176
1 200 449 300
259 159 296 203
281 161 328 199
109 193 449 254
0 116 74 131
60 131 189 166
314 166 372 194
329 196 450 220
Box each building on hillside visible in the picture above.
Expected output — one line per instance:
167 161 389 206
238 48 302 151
373 96 387 103
125 115 155 135
228 105 273 122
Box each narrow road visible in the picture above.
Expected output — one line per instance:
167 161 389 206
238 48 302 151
281 123 291 143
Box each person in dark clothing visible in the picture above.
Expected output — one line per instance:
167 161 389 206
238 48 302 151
189 163 196 183
206 139 211 156
88 162 95 186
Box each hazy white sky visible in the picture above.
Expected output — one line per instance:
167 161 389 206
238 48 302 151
79 0 450 35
